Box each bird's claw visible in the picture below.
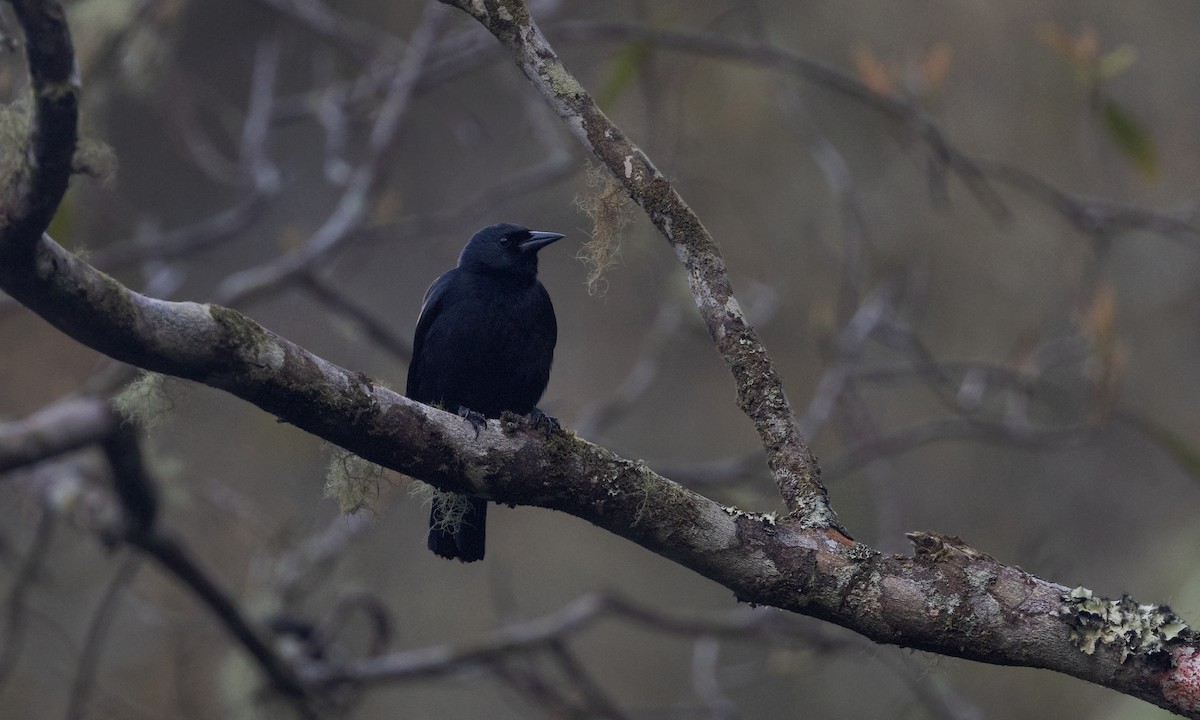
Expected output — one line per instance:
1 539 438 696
528 408 561 435
458 406 488 438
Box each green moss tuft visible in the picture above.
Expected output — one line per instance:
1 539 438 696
209 304 267 348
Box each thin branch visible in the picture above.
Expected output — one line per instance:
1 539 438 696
823 415 1092 480
0 508 55 693
691 636 737 720
547 20 1200 248
303 592 843 689
546 641 630 720
301 271 412 364
573 300 684 438
0 396 314 714
252 0 398 58
128 532 315 711
65 553 142 720
214 3 448 306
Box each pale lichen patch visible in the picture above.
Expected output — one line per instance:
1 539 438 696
718 506 781 535
1062 586 1188 662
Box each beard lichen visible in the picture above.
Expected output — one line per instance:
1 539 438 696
574 162 631 296
324 447 385 514
409 480 476 535
112 371 181 429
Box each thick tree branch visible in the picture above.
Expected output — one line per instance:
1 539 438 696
2 0 77 246
4 0 1200 716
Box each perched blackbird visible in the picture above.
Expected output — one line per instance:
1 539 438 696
407 223 563 561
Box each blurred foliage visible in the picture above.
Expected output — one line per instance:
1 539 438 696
598 39 652 108
1040 22 1159 178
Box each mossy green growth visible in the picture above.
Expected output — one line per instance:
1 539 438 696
209 304 269 352
499 410 524 433
0 102 30 186
72 136 118 184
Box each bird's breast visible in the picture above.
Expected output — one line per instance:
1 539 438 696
409 274 556 418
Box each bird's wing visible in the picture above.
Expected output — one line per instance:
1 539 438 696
407 269 454 395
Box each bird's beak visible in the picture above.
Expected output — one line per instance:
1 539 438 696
518 231 565 254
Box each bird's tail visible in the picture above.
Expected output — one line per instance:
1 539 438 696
428 493 487 562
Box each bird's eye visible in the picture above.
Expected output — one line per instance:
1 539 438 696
498 236 512 248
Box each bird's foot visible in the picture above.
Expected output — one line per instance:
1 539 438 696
528 408 561 435
457 406 488 438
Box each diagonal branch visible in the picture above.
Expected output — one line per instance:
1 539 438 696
3 0 78 248
434 0 833 525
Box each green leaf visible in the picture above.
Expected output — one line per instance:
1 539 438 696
598 41 651 108
1097 45 1137 79
1097 96 1158 179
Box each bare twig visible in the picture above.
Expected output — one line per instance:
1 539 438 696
574 300 684 438
546 641 630 720
691 636 737 720
129 532 314 710
0 396 314 714
252 0 398 57
548 20 1200 247
0 508 55 693
215 3 448 306
301 271 412 364
304 593 798 687
65 553 142 720
823 415 1092 481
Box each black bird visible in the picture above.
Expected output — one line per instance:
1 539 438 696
407 223 564 562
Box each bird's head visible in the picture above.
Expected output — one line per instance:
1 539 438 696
457 223 564 278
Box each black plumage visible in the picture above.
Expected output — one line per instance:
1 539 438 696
406 223 563 562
